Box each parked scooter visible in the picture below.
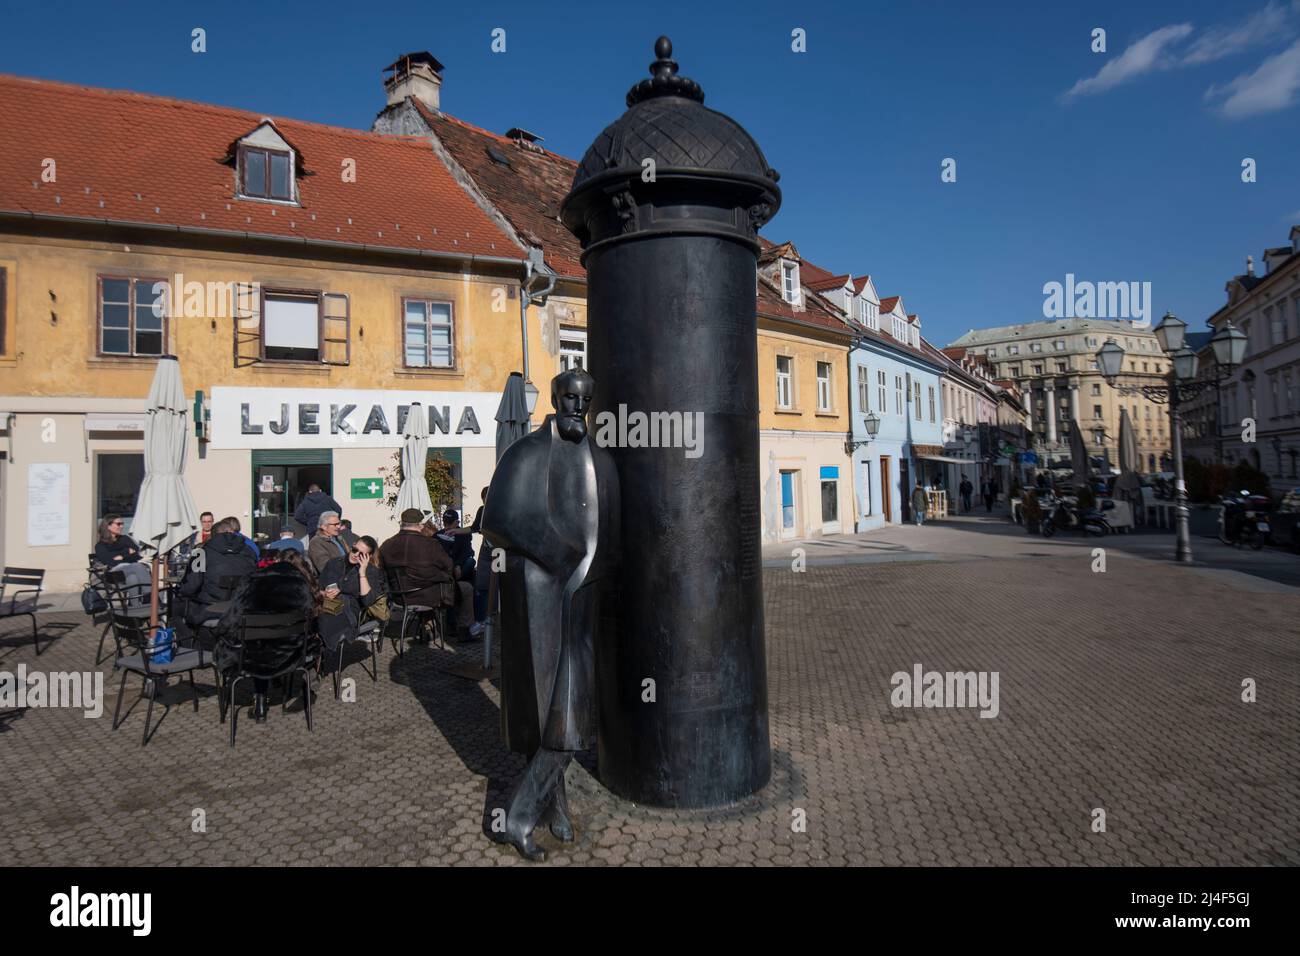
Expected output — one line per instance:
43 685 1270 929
1218 491 1270 550
1041 497 1110 537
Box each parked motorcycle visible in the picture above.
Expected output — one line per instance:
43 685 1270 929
1218 491 1270 551
1041 497 1109 537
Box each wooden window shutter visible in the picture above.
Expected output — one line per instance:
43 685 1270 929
233 282 263 367
321 292 350 365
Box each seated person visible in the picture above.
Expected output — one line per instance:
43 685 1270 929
379 509 454 641
213 549 320 724
179 517 259 632
95 514 142 566
316 535 386 656
307 511 352 573
436 510 478 639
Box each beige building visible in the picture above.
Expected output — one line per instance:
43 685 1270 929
948 318 1170 472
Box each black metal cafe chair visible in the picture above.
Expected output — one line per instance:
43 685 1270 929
110 610 215 747
382 565 441 655
0 567 46 655
220 611 316 748
332 618 382 700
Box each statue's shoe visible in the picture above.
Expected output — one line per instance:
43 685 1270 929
490 825 547 862
549 809 574 843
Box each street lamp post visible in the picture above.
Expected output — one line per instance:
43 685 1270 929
1097 313 1245 564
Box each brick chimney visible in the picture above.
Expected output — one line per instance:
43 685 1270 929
383 52 444 112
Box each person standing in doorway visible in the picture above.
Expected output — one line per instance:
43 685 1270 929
911 480 928 527
981 478 995 513
959 475 973 513
294 483 342 539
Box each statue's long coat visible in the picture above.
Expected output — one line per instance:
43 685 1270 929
481 416 619 754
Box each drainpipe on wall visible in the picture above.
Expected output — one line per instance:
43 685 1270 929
846 337 864 529
519 246 556 386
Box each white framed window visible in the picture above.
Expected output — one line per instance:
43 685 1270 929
1093 404 1103 419
1031 342 1042 353
1010 365 1021 377
402 298 452 368
877 369 887 412
1091 383 1101 395
895 375 904 415
928 386 936 422
1032 364 1043 375
1008 345 1020 355
559 330 587 372
781 261 800 304
857 365 870 412
913 380 922 420
1089 359 1099 370
1053 340 1066 351
776 355 793 408
1086 336 1098 347
986 347 997 357
817 362 832 411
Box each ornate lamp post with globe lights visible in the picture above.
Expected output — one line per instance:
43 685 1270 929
1096 313 1247 562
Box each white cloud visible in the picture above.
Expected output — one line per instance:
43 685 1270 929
1205 37 1300 117
1182 1 1294 65
1063 24 1193 100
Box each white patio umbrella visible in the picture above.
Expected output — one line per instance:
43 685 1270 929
396 402 433 522
131 356 200 631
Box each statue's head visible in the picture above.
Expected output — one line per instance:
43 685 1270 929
551 368 595 443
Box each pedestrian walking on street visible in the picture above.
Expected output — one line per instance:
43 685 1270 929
911 480 928 527
982 478 995 512
959 475 973 513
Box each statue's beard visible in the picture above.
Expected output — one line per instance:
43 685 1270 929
557 414 587 443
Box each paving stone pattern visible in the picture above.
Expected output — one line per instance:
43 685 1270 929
1 550 1296 866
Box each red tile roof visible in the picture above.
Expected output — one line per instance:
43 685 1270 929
805 273 850 291
757 277 853 337
852 275 873 293
409 101 586 278
794 258 836 285
0 74 519 260
878 295 900 314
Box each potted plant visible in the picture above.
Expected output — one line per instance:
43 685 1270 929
379 450 462 521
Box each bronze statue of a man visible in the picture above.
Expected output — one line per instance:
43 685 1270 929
481 368 620 861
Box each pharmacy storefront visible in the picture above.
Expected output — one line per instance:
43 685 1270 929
204 387 500 540
0 387 501 591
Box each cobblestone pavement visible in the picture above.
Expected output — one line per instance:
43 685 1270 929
2 544 1297 866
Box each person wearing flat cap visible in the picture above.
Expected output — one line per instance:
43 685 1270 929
378 507 455 615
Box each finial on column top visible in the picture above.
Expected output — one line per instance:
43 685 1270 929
627 36 705 107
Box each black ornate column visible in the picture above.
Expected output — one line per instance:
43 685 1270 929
561 37 781 807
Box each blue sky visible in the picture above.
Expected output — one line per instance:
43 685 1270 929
2 0 1298 347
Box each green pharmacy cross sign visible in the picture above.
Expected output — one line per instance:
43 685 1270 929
351 477 383 499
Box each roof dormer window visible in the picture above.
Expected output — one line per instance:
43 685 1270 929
242 146 293 201
232 121 300 204
781 261 800 305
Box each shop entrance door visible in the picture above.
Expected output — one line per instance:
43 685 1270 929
251 450 332 544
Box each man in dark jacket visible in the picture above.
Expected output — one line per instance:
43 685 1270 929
180 518 259 632
293 484 342 538
379 509 454 635
959 475 974 513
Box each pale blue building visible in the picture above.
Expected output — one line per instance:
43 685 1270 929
846 291 946 530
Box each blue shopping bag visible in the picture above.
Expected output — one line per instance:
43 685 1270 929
150 626 175 665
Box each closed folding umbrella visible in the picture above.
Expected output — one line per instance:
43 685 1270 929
1114 407 1144 501
1068 418 1089 488
132 356 200 631
494 371 531 462
396 402 433 522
